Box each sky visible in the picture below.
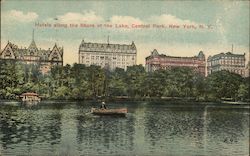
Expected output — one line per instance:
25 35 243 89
1 0 249 65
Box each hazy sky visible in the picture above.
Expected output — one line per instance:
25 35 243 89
1 0 249 65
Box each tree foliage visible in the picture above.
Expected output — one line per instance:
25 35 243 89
0 60 249 101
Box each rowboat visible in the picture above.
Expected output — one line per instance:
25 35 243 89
91 108 127 116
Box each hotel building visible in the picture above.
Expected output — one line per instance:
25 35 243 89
0 31 63 74
246 63 250 77
207 52 245 77
145 49 206 76
78 39 137 70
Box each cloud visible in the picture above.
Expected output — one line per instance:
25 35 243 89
147 14 201 26
2 10 38 23
47 11 202 26
109 14 201 26
51 11 104 24
110 15 143 25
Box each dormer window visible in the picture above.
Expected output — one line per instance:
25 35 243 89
52 57 59 61
4 50 12 57
52 52 59 61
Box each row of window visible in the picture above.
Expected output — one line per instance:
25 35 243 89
84 62 128 69
82 56 135 60
82 60 134 65
81 54 135 59
210 60 244 65
80 48 135 52
210 68 244 75
210 59 244 64
220 56 244 59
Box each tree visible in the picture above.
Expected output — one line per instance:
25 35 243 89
109 68 127 97
87 65 105 98
126 65 146 98
237 84 249 101
206 70 243 101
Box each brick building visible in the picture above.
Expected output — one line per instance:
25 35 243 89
145 49 206 76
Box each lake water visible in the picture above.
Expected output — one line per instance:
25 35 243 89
0 101 249 156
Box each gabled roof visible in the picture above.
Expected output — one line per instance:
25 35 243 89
50 43 63 56
20 92 39 96
1 40 63 61
28 40 38 51
0 41 18 57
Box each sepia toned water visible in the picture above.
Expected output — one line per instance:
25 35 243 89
0 101 249 156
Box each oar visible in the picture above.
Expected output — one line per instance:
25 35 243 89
84 108 95 116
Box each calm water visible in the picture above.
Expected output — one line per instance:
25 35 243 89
0 101 249 156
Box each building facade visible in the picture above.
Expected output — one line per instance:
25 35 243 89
0 31 63 74
145 49 206 76
78 39 137 70
207 52 245 77
246 62 250 77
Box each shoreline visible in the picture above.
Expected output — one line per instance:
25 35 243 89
0 99 249 106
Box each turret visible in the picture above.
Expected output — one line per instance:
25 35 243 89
197 51 205 60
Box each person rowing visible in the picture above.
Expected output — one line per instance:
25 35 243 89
100 101 107 109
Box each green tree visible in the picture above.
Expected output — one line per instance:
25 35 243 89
126 65 146 98
109 68 127 97
206 70 243 101
87 65 105 98
237 84 249 101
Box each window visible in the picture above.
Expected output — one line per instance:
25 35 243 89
4 50 12 57
52 53 59 61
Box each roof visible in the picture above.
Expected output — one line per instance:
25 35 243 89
28 40 38 51
79 40 136 53
1 41 63 60
20 92 39 96
208 52 245 60
145 49 204 60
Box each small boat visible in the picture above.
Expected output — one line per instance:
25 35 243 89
91 108 127 116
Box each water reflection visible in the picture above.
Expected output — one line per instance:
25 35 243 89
204 107 249 155
0 104 62 155
0 102 249 155
143 104 206 155
76 111 136 155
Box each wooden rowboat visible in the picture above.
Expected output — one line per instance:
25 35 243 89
91 108 127 116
